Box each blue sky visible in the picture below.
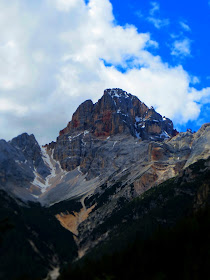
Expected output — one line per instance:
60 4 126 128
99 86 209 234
0 0 209 143
113 1 209 77
110 0 210 132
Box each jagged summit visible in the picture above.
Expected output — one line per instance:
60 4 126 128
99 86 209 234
42 88 179 185
59 88 176 140
104 88 132 98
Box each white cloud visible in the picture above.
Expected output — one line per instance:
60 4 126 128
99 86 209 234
51 0 84 11
0 0 209 144
171 38 191 56
0 98 28 116
147 2 170 29
147 17 170 29
149 2 160 16
0 40 32 90
180 21 191 32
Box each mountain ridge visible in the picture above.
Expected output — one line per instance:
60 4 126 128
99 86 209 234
0 88 209 280
0 88 209 206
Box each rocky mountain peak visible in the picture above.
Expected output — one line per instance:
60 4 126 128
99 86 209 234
0 132 50 199
59 88 176 140
9 133 45 169
10 133 38 151
40 89 179 178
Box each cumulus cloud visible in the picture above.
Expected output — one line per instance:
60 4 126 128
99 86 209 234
171 38 191 57
0 0 209 144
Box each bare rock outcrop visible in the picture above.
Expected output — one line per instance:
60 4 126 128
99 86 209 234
49 88 176 173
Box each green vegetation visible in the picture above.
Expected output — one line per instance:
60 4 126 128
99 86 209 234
58 158 210 279
59 207 210 280
0 158 209 280
85 180 126 211
0 192 79 280
88 158 209 254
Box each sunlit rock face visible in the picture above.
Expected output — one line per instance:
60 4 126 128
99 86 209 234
51 88 176 174
59 88 175 139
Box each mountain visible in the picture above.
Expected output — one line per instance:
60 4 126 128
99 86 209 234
1 88 208 205
58 157 210 280
0 133 50 200
0 88 209 279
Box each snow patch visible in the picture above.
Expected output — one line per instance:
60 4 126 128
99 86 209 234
69 132 83 142
77 166 82 174
32 168 46 190
31 147 67 193
108 89 130 99
160 131 170 139
84 130 89 136
44 150 57 190
113 141 118 147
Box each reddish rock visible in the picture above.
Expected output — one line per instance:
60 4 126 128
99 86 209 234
58 88 176 141
51 88 179 172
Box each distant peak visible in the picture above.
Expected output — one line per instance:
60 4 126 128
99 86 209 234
104 88 131 99
11 133 36 143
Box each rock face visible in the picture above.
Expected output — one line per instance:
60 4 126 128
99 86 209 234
10 133 49 177
59 88 175 139
0 133 50 199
